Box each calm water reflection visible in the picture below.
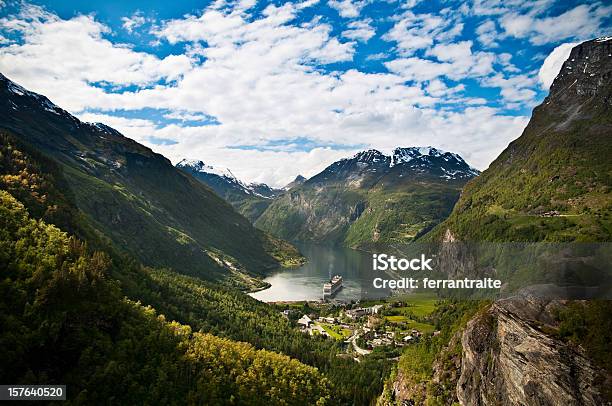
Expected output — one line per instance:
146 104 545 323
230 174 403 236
250 242 385 302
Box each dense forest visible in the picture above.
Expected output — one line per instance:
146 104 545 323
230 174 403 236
0 190 331 404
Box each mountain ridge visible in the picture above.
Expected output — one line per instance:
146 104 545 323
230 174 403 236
0 72 293 289
256 145 479 247
176 158 283 222
177 158 282 199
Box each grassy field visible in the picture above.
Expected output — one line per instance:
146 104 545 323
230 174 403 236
385 315 408 323
319 323 353 340
390 293 438 317
383 293 438 334
404 320 435 334
384 316 436 334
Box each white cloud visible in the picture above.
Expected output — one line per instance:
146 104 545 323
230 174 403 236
382 11 464 55
386 41 496 82
341 19 375 42
121 11 147 34
152 3 355 65
0 4 193 111
0 1 534 186
497 52 519 73
328 0 368 18
476 20 499 47
470 0 554 17
163 111 216 122
481 72 538 105
538 42 577 89
426 41 472 62
425 79 464 98
500 3 612 45
365 52 389 61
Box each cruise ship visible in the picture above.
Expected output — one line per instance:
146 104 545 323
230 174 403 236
323 275 343 298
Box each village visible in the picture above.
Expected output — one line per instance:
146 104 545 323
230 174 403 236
275 294 440 359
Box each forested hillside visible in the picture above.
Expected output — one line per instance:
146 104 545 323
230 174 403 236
425 39 612 243
0 73 299 291
0 190 331 405
0 105 390 405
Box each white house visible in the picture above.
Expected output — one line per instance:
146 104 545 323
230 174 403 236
297 315 312 328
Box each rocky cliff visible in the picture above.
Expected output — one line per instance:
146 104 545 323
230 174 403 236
458 297 608 405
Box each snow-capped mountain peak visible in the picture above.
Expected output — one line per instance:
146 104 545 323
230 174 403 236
352 149 387 163
391 146 451 165
176 159 281 199
314 146 479 183
177 159 239 182
1 73 64 116
390 146 474 177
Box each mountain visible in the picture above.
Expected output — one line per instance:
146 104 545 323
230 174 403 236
176 158 282 222
425 37 612 243
384 38 612 406
284 174 306 190
0 189 331 404
256 147 479 248
0 72 295 290
0 73 400 404
0 129 384 405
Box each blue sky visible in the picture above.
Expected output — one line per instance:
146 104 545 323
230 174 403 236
0 0 610 186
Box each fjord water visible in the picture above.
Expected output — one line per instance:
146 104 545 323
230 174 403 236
250 242 377 302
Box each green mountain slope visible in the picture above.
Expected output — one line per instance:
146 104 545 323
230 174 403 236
426 38 612 243
384 39 612 406
0 73 286 289
256 148 478 248
0 190 331 405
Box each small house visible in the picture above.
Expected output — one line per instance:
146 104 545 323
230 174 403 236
297 315 312 328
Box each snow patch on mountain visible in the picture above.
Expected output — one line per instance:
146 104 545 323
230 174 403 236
177 159 280 198
392 147 478 178
318 146 480 183
2 73 63 115
177 159 242 183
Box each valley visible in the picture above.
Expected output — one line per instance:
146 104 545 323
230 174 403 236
0 35 610 406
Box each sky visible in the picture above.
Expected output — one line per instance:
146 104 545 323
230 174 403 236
0 0 610 187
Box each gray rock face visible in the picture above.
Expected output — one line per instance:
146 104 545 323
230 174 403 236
549 37 612 103
284 174 306 190
457 297 606 406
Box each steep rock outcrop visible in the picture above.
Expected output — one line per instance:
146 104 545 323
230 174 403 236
458 297 607 405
